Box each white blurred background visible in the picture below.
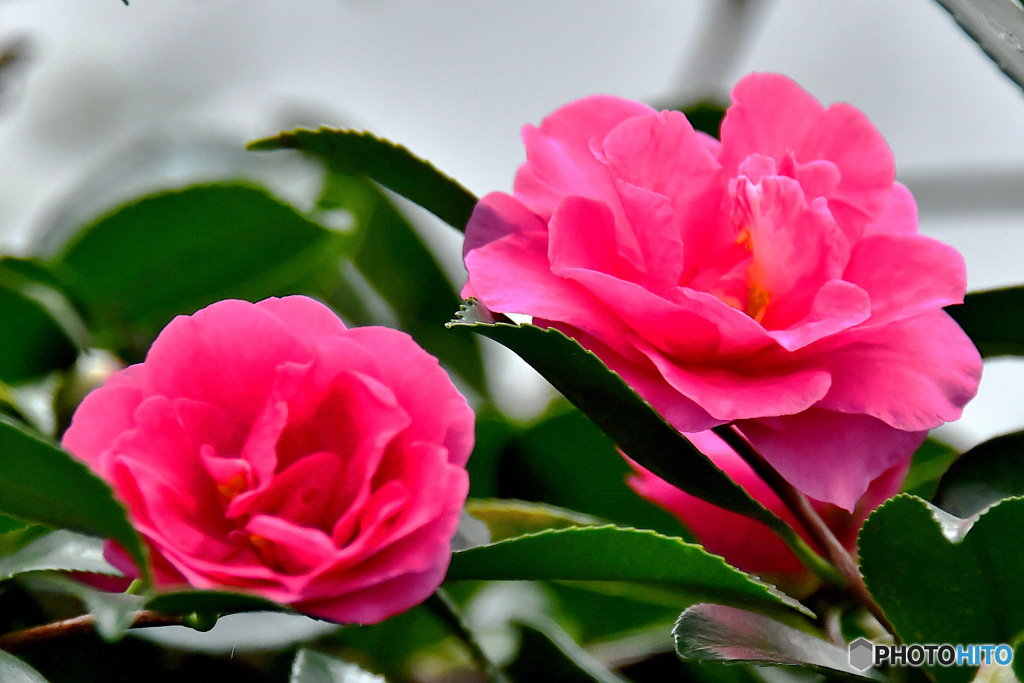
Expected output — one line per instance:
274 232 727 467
1 0 1021 448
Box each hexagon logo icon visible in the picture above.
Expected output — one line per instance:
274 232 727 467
849 637 875 671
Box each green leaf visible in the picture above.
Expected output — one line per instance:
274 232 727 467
0 530 120 580
934 0 1024 93
932 430 1024 517
490 403 693 537
0 421 149 583
0 280 77 384
21 572 142 642
447 305 790 535
508 615 629 683
0 650 50 683
902 438 960 499
319 173 484 392
446 525 810 617
290 648 386 683
145 589 290 618
465 498 603 543
859 495 1024 683
673 603 878 680
47 182 348 358
248 128 478 232
945 286 1024 357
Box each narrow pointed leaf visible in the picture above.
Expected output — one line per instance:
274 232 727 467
465 498 604 543
674 603 878 680
945 286 1024 357
249 128 478 232
447 304 787 531
934 0 1024 92
0 421 149 583
509 615 629 683
446 525 811 617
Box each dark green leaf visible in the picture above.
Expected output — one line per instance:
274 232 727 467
932 430 1024 517
673 603 878 680
465 498 603 543
491 404 691 537
0 530 119 580
680 99 727 139
859 495 1024 683
47 182 349 358
145 589 290 618
934 0 1024 93
0 650 50 683
290 648 386 683
319 173 484 392
446 525 810 616
447 305 787 533
508 615 629 683
945 286 1024 357
248 128 478 232
0 280 77 384
0 421 149 583
901 438 960 499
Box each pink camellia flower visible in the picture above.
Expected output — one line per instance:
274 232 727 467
463 73 981 511
62 296 474 624
627 431 906 591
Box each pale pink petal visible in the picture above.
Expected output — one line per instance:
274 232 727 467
767 280 870 351
816 311 982 431
863 182 918 237
737 410 926 511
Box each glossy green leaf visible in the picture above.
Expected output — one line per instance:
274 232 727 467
290 648 386 683
249 128 478 232
490 404 692 537
465 498 603 543
945 286 1024 357
932 430 1024 517
0 421 149 583
319 173 484 392
859 495 1024 683
447 305 788 534
902 438 960 499
0 530 119 580
0 268 78 383
47 182 348 358
934 0 1024 92
145 589 289 618
673 603 877 680
446 525 809 617
0 651 50 683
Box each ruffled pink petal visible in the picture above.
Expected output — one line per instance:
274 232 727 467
513 95 655 219
843 233 966 329
816 311 982 431
463 193 637 344
718 73 825 176
245 514 339 577
299 559 450 625
254 295 347 343
767 280 870 351
640 341 832 423
62 381 143 470
863 182 918 237
548 196 645 282
141 300 314 428
737 409 926 511
343 327 476 467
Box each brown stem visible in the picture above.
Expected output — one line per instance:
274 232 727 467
0 611 187 653
711 424 899 640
